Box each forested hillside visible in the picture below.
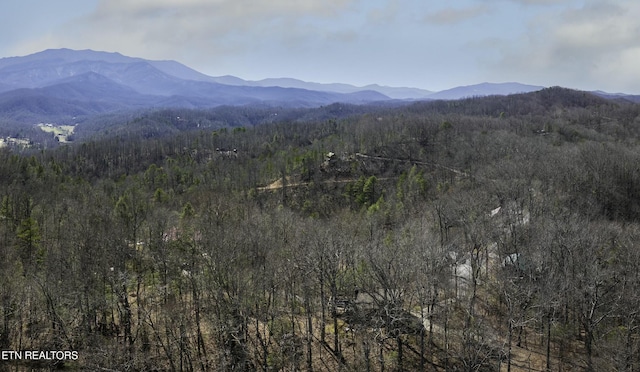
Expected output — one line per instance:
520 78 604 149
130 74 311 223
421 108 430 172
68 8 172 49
2 87 640 371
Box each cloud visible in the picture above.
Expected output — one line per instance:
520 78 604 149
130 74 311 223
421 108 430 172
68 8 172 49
14 0 362 61
551 2 637 50
95 0 355 18
502 0 573 5
11 0 637 92
423 5 490 25
366 0 401 24
489 1 640 92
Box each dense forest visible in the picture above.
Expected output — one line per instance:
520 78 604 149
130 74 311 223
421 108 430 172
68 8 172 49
2 87 640 371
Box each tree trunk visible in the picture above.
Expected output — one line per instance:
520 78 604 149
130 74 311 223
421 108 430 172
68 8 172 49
305 294 314 372
363 340 371 372
320 260 326 344
507 319 513 372
397 336 403 372
546 311 551 372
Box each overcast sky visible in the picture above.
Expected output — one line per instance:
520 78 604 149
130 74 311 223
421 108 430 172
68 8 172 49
1 0 639 93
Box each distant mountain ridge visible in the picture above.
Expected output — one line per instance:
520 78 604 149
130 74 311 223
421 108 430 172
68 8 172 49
7 48 638 124
0 49 399 122
427 82 545 100
0 49 435 101
0 49 547 101
214 77 435 100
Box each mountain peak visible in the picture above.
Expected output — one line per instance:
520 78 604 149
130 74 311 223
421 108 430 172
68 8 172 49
0 48 399 119
427 82 545 100
33 48 135 63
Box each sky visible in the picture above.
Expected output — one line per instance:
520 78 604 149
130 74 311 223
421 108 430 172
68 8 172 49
1 0 639 93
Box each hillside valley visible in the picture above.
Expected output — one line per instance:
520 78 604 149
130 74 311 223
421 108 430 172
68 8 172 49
0 49 551 137
1 87 640 370
5 48 640 154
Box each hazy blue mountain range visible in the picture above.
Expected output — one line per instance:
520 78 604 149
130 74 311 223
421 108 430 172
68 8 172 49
427 82 545 100
0 49 543 100
6 48 637 124
0 49 391 121
213 77 435 100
